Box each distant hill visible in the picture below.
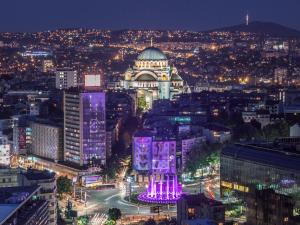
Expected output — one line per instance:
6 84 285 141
207 21 300 37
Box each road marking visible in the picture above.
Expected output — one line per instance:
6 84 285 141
104 193 121 201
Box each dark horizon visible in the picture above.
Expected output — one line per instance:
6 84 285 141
1 0 300 33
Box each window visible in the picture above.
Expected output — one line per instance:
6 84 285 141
188 208 195 218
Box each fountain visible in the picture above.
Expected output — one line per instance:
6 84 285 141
137 141 182 204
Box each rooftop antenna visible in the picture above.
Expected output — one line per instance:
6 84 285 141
246 12 249 26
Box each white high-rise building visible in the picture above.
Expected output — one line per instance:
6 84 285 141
0 132 11 167
55 68 78 90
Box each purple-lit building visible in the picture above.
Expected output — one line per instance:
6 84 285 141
64 89 106 167
133 132 153 172
133 132 182 203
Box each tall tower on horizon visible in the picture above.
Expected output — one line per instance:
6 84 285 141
246 12 249 26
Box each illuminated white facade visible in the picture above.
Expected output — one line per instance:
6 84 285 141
122 47 184 109
0 132 10 167
55 68 78 90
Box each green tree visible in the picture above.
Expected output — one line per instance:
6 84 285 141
138 97 147 111
263 121 289 141
105 220 116 225
232 123 262 141
108 208 122 221
184 143 222 176
57 176 72 197
77 216 89 225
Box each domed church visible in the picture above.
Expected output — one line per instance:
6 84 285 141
122 47 184 109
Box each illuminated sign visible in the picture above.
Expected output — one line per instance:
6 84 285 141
221 181 249 192
21 51 51 57
171 117 191 123
84 74 101 88
82 175 102 185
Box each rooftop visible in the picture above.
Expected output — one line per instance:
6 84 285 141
180 193 223 207
22 169 55 181
222 143 300 171
0 186 40 224
137 47 167 61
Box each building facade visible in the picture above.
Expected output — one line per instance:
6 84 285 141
0 186 50 225
220 144 300 212
55 68 78 90
177 193 225 225
246 189 294 225
0 168 20 188
64 89 106 167
122 47 184 109
20 169 57 225
30 120 63 162
0 132 10 167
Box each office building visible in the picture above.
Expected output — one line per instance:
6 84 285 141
20 169 57 225
30 120 63 162
177 193 225 225
55 68 78 90
12 116 32 155
274 68 288 85
246 189 294 225
64 88 106 167
220 143 300 210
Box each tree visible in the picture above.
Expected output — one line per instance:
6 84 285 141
144 219 157 225
263 121 289 140
184 143 222 176
138 97 147 111
57 176 72 197
108 208 122 221
250 119 262 130
232 123 262 141
105 220 116 225
77 216 89 225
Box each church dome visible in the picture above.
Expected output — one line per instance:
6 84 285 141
137 47 167 61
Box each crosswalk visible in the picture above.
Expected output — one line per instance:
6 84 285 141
89 213 108 225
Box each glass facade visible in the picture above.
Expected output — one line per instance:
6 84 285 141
220 145 300 211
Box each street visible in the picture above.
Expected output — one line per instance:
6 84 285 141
67 175 220 217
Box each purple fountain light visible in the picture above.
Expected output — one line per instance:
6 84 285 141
138 141 182 204
138 174 182 204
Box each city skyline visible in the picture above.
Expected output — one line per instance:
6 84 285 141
1 0 300 32
1 2 300 224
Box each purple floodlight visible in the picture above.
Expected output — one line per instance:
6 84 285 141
138 141 182 204
138 173 182 204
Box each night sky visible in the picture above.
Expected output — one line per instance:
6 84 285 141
2 0 300 32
